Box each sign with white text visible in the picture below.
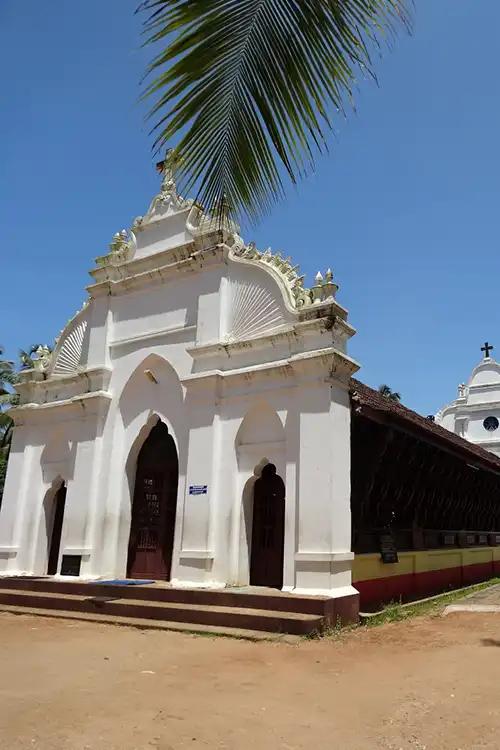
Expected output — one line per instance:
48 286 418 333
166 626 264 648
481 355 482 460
189 485 208 496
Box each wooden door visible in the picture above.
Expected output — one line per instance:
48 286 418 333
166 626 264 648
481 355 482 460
250 464 285 589
127 422 178 581
47 483 66 575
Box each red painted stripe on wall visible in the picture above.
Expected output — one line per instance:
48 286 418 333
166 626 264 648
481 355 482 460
356 560 496 609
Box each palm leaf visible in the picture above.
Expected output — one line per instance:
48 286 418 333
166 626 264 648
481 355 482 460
139 0 410 223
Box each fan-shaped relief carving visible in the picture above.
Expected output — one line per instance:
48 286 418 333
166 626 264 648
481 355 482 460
225 278 286 343
52 318 89 375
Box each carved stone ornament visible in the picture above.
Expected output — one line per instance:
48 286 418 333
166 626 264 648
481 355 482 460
95 229 133 267
143 153 193 222
230 240 338 310
32 345 53 371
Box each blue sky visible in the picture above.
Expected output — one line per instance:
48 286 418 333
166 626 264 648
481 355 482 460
1 0 499 415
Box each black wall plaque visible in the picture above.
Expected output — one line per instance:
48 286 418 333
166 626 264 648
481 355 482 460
60 554 82 577
380 533 398 564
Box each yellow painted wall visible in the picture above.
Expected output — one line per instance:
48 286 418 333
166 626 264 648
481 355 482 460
353 546 500 583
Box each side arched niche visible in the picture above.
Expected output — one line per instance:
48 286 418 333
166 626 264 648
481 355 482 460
31 477 67 575
234 403 286 586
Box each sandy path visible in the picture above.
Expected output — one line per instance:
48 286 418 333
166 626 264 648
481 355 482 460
1 610 499 749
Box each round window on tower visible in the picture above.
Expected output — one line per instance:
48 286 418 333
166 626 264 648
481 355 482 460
483 416 499 432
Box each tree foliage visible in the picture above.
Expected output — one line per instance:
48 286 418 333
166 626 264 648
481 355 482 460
378 383 401 402
139 0 410 223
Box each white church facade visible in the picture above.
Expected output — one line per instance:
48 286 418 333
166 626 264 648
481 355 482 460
0 167 360 608
436 344 500 458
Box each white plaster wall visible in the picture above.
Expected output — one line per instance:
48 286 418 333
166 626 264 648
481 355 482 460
134 210 192 258
467 388 500 406
86 296 111 370
112 283 194 343
0 428 37 574
438 411 456 431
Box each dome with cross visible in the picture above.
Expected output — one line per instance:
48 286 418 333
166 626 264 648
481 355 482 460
436 343 500 457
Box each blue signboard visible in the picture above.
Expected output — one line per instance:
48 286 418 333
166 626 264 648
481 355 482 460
189 484 208 495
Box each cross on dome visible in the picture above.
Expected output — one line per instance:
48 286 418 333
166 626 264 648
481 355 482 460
481 342 494 359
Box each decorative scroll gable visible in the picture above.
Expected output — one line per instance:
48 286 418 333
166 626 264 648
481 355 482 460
230 240 339 311
50 305 90 376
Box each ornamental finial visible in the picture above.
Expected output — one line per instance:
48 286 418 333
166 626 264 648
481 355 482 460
109 229 129 254
156 148 183 193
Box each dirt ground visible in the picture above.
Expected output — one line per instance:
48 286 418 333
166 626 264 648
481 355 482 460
1 611 500 750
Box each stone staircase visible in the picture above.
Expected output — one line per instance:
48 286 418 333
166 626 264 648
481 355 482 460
0 578 354 640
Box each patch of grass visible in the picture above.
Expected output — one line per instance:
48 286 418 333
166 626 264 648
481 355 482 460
363 577 500 628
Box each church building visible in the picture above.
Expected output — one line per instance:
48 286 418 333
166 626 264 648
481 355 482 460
2 165 500 627
0 165 359 614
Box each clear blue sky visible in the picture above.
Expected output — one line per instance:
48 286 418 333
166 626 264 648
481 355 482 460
1 0 499 416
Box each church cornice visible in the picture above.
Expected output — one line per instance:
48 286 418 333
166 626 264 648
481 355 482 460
87 239 226 298
182 346 359 391
468 381 500 391
188 316 354 363
14 367 112 409
455 401 500 415
10 390 112 425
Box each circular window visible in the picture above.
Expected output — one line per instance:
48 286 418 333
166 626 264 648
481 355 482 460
483 416 499 432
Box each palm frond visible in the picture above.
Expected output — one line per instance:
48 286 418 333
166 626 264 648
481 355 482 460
139 0 411 223
378 384 401 402
0 360 16 387
19 349 35 370
0 390 18 408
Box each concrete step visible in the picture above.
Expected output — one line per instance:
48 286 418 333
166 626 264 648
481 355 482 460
0 588 325 636
0 605 301 643
0 577 334 616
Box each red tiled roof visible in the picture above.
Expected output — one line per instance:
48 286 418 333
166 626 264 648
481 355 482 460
350 378 500 474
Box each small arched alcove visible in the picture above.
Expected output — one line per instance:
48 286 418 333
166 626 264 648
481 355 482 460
235 403 286 588
235 403 285 449
127 419 179 581
43 478 67 575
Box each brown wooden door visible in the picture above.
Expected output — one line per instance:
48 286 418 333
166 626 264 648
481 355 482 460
47 484 66 575
127 422 178 581
250 464 285 589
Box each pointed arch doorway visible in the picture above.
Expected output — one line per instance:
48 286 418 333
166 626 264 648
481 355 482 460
127 421 179 580
250 464 285 589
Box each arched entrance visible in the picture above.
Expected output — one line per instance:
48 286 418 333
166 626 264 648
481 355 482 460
250 464 285 589
127 421 178 580
47 483 67 575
